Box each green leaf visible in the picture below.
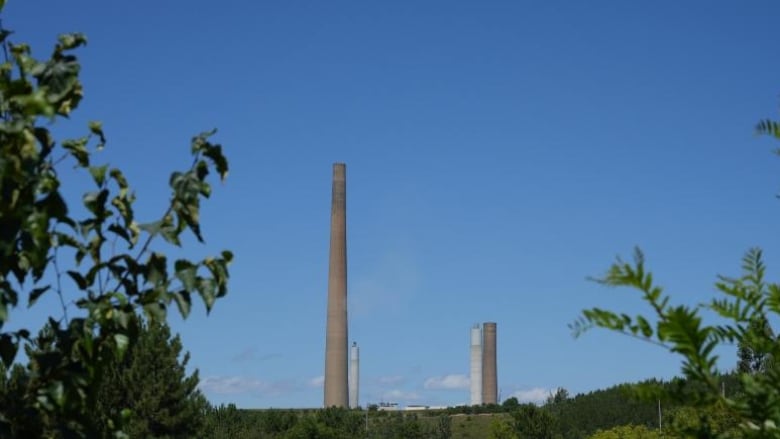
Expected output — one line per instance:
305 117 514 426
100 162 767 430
143 301 166 322
110 168 129 197
107 223 132 245
174 259 197 291
196 277 217 313
57 33 88 51
195 159 209 182
113 333 129 357
62 137 90 167
173 201 203 242
39 191 69 221
190 129 217 154
88 164 108 187
757 119 780 139
0 301 7 327
35 52 83 115
160 224 182 246
203 143 229 181
33 126 55 152
120 408 132 421
67 270 87 289
0 334 17 367
49 381 65 408
145 252 168 286
115 308 132 329
28 285 51 307
138 220 163 235
88 120 106 149
83 188 109 216
172 290 192 318
111 194 135 226
635 316 653 338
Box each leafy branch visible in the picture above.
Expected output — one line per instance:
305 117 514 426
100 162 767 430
574 248 780 438
0 12 233 437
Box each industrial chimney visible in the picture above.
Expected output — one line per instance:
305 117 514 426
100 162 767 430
349 342 359 409
482 322 498 404
324 163 348 407
470 325 483 406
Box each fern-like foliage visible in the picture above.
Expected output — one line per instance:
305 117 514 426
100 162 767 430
756 119 780 139
573 248 780 438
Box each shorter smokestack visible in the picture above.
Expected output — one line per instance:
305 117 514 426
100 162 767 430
470 325 483 406
482 322 497 405
349 342 359 408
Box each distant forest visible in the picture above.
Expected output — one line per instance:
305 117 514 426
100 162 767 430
202 372 742 438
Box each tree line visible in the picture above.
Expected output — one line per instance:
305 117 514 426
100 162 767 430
3 316 746 439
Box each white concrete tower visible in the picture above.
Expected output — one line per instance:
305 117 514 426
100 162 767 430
349 342 359 408
470 324 483 406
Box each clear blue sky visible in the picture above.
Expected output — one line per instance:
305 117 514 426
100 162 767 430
6 1 780 408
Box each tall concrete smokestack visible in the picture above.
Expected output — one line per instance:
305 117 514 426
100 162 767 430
324 163 348 407
470 325 483 406
349 342 359 408
482 322 498 404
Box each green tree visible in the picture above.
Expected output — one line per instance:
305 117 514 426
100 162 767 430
315 406 364 437
284 415 339 439
202 404 248 439
5 321 209 437
259 409 299 436
547 381 665 439
667 403 738 438
95 321 209 437
547 388 570 405
0 7 231 437
503 397 521 411
511 404 557 439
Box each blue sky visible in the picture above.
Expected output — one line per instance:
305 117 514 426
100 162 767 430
6 0 780 408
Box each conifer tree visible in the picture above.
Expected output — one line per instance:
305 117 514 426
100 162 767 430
95 321 209 438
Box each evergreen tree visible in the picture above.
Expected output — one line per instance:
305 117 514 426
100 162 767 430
96 320 209 438
511 404 556 439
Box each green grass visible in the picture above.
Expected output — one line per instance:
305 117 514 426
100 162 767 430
417 412 509 439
